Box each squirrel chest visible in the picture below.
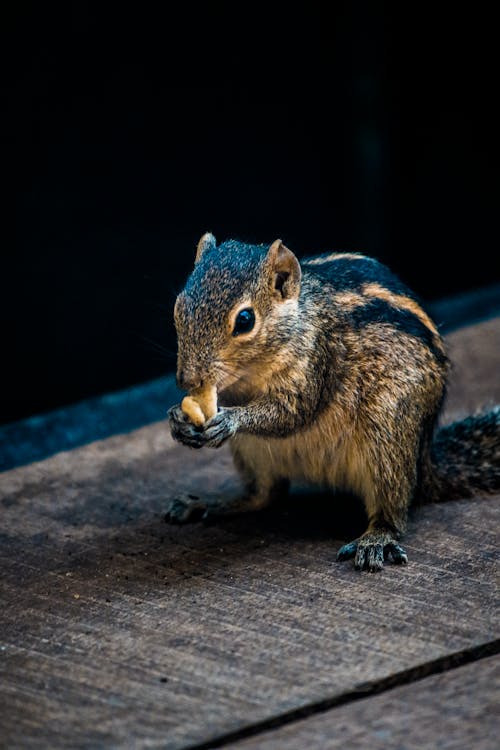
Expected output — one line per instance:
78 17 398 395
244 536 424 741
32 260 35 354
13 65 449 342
231 409 371 496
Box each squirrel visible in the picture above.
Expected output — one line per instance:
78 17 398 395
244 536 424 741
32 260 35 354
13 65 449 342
167 232 500 571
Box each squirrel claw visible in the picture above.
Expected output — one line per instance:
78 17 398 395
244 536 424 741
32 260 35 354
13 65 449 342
385 542 408 565
355 542 385 572
168 404 236 449
336 535 408 572
336 541 358 561
168 405 205 448
202 409 237 448
164 496 208 524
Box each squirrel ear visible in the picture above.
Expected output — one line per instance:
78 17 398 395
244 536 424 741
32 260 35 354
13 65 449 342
266 239 301 300
195 232 216 264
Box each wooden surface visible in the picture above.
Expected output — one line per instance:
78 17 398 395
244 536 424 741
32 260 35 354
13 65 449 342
226 655 500 750
0 317 499 749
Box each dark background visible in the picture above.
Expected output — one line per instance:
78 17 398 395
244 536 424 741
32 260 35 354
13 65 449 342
2 3 499 425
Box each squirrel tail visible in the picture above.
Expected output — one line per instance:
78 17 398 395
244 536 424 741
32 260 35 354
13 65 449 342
421 406 500 502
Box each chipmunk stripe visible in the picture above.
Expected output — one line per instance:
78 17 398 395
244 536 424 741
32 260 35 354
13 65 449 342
332 290 365 308
349 297 447 364
327 285 443 356
303 256 444 361
305 254 410 296
304 252 367 265
362 282 440 339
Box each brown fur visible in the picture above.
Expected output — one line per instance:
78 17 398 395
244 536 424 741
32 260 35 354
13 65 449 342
168 236 500 571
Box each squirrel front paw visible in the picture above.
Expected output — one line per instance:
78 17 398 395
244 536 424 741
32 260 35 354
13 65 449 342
168 404 238 449
164 494 208 523
336 531 408 572
168 404 203 448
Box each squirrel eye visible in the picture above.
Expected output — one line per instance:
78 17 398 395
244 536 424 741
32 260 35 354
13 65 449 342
232 307 255 336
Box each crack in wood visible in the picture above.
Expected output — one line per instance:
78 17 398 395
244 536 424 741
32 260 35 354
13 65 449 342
186 639 500 750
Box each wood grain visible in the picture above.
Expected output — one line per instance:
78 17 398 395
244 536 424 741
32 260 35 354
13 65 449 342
224 655 500 750
0 317 499 749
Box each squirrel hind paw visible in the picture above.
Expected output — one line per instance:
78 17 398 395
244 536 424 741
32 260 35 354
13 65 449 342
336 536 408 572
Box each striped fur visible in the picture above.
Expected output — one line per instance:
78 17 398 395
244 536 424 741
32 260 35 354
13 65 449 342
169 238 500 570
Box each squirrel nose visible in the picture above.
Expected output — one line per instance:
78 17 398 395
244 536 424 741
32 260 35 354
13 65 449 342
177 369 202 392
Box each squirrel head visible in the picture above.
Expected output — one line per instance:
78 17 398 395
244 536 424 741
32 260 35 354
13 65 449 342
174 233 302 393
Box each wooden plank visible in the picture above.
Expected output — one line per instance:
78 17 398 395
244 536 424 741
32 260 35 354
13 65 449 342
225 655 500 750
0 317 499 749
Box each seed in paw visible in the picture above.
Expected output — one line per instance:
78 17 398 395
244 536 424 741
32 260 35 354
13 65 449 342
181 384 218 426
